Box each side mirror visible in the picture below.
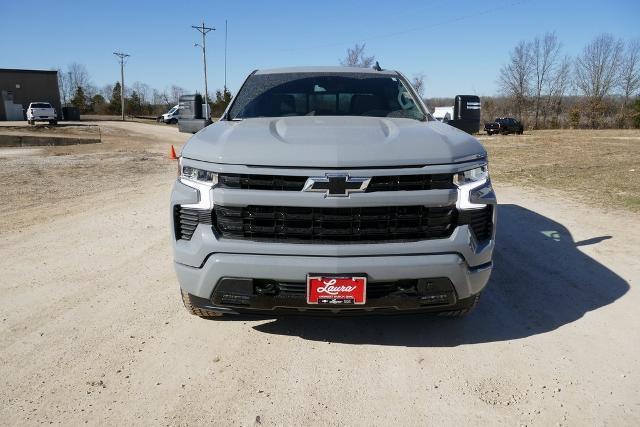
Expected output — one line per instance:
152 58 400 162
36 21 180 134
447 95 481 134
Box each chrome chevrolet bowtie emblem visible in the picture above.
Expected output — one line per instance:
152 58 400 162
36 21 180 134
303 174 371 197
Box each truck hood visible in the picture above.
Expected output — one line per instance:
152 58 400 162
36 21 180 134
181 116 486 168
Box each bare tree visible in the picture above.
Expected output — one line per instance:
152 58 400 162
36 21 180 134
411 74 426 98
498 40 534 119
531 32 561 128
84 84 98 100
132 82 152 105
169 85 186 104
619 38 640 107
575 34 624 127
575 34 623 98
56 68 71 106
67 63 91 92
340 43 375 68
101 84 114 102
543 55 572 127
153 89 170 107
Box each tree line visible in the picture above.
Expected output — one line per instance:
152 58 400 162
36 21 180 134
496 32 639 129
56 63 232 117
341 37 640 129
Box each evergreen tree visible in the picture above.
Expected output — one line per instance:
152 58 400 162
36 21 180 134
70 86 86 112
109 82 122 114
211 88 233 115
90 94 107 114
126 91 142 115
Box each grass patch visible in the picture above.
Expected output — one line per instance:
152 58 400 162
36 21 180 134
480 129 640 213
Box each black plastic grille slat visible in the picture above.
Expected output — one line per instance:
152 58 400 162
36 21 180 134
458 206 493 241
174 207 213 240
217 173 453 192
218 174 308 191
213 205 456 243
367 174 453 192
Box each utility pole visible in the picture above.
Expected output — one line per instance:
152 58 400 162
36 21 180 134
192 20 215 123
113 52 130 121
224 19 228 93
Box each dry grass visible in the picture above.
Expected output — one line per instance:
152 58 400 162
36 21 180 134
480 129 640 212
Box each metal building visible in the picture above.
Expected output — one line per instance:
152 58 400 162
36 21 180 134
0 69 61 121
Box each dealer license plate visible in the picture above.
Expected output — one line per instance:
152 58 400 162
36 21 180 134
306 275 367 305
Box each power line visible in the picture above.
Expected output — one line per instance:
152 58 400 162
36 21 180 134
113 52 130 121
224 19 228 93
237 0 530 55
192 20 215 123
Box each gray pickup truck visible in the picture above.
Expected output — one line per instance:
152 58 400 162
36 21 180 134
171 66 496 318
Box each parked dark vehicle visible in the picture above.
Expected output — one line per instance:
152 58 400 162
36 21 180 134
484 117 524 135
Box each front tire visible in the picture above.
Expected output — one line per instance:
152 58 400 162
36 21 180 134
437 293 481 318
181 290 223 319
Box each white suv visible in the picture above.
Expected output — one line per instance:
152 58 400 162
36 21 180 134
26 102 57 125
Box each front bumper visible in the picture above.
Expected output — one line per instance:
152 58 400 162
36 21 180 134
28 116 56 121
175 253 492 314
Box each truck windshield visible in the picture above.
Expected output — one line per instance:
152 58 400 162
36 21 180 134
228 72 425 121
31 103 52 108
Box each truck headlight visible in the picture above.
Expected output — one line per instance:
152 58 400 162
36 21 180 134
453 165 488 186
180 164 218 186
455 164 495 209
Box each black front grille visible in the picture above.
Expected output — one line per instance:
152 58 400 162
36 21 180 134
367 174 453 191
218 174 308 191
217 173 453 192
174 206 213 240
458 206 493 241
213 205 456 243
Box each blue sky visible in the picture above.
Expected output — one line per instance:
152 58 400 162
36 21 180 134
1 0 638 98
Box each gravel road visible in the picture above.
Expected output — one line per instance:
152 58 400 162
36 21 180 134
1 122 638 425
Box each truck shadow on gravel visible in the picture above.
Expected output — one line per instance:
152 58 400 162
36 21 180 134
251 204 629 346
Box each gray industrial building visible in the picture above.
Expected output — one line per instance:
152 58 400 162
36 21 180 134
0 68 61 121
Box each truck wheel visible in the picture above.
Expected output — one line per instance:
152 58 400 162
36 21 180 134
437 293 481 318
28 120 34 125
49 120 57 125
181 290 223 318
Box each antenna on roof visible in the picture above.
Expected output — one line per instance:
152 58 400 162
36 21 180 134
373 61 382 71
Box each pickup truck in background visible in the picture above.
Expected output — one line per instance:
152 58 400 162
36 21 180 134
26 102 57 125
158 105 180 124
484 117 524 135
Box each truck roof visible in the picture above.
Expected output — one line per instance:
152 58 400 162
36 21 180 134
254 66 398 76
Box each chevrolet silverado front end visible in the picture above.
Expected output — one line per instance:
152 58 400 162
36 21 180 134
171 66 496 317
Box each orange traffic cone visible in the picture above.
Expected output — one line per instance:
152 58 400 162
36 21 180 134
169 145 178 160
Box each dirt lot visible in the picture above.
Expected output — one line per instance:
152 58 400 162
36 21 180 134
0 122 638 425
0 120 184 233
